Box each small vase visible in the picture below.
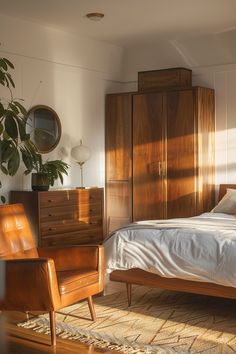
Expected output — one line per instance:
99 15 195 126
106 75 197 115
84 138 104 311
31 173 49 191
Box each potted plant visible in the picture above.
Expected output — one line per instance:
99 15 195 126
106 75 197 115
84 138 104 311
21 146 69 191
0 57 69 198
0 57 39 202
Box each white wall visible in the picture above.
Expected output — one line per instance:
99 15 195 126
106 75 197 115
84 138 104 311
0 15 124 200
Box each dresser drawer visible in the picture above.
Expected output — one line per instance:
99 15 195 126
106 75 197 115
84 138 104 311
41 217 102 236
41 227 102 246
40 203 102 223
79 203 102 217
39 191 78 208
79 189 103 204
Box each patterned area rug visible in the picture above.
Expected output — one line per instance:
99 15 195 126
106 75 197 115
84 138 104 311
18 286 236 353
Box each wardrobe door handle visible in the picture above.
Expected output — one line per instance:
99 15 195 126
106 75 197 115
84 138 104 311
158 161 162 176
162 161 167 177
149 162 161 178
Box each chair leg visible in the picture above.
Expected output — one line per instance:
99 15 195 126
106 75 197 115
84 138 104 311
49 311 56 346
87 296 96 321
126 283 132 307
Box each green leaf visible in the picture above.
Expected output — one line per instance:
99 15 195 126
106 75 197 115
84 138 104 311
58 171 63 185
4 76 9 88
0 195 6 204
13 101 27 116
0 122 3 135
3 58 14 69
0 140 13 162
7 149 20 176
9 103 19 115
21 149 33 171
5 115 18 140
2 131 10 140
17 119 28 141
0 71 5 81
0 102 5 118
0 165 8 175
0 59 7 71
6 73 15 88
2 145 14 162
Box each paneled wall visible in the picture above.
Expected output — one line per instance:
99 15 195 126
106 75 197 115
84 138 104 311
183 65 236 191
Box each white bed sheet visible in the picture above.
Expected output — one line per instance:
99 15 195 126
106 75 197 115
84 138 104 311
104 213 236 288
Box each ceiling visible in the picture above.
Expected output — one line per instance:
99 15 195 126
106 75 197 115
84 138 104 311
1 0 236 47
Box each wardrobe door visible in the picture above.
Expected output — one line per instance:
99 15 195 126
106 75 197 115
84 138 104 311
105 93 133 233
133 92 165 221
166 89 196 218
195 87 215 214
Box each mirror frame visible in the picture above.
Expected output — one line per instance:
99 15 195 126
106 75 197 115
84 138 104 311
26 105 62 153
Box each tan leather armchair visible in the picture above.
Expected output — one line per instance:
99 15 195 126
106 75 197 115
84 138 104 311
0 203 104 345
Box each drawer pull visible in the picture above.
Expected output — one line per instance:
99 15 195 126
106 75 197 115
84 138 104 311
48 200 53 203
89 209 93 212
48 213 52 217
48 227 56 231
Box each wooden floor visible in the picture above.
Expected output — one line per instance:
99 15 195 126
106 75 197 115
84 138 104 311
1 312 116 354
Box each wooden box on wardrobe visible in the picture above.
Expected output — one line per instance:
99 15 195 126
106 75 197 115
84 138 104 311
105 73 215 234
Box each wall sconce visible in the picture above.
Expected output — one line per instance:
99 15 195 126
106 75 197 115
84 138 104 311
71 140 91 188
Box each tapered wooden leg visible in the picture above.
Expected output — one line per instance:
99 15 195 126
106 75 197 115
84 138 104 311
49 311 56 346
126 283 132 307
87 296 96 321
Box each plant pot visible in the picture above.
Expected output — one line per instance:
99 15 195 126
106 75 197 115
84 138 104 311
31 173 49 191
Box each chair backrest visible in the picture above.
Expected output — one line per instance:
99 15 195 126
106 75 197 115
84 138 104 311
0 203 38 259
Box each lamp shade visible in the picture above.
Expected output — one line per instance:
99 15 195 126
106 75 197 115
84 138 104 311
71 140 91 163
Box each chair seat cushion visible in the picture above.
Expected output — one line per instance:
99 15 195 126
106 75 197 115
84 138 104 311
57 269 99 295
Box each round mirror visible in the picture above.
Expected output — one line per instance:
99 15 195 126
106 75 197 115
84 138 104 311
26 105 61 153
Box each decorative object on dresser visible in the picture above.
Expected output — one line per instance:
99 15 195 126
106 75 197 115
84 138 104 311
10 188 104 246
105 67 215 233
26 105 62 153
71 140 91 188
22 149 69 191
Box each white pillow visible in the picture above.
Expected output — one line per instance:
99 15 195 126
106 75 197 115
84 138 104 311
211 188 236 214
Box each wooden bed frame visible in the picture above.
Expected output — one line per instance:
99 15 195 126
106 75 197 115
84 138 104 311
110 184 236 305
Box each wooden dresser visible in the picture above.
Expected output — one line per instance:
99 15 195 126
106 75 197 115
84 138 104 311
10 188 104 246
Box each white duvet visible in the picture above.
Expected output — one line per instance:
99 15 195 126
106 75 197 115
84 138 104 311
104 213 236 288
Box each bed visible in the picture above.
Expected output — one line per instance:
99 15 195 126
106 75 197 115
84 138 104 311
104 184 236 305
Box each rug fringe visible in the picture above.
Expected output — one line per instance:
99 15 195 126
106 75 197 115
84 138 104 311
18 318 175 353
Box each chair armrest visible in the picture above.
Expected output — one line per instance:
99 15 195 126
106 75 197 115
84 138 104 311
38 245 105 273
0 258 61 311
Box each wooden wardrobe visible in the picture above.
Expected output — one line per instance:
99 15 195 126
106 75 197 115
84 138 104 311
105 69 215 233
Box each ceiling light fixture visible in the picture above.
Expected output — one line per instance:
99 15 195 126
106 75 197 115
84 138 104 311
86 12 104 21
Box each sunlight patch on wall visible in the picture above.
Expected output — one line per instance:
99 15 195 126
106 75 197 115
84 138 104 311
215 129 227 185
